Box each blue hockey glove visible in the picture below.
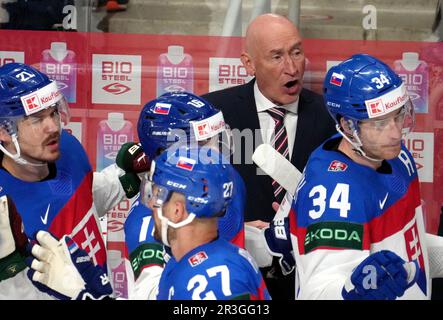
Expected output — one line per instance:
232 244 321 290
27 231 113 300
263 217 295 275
342 250 419 300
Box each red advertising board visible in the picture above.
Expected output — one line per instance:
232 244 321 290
1 30 442 234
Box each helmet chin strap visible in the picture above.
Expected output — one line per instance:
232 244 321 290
335 124 384 162
158 207 171 247
156 204 196 247
0 134 47 167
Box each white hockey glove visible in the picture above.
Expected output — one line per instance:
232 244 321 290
426 233 443 278
0 195 28 281
27 231 113 300
244 224 273 268
245 217 296 276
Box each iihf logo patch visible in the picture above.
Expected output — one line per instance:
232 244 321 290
188 251 208 267
328 160 348 172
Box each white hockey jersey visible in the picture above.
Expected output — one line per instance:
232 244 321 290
291 136 430 299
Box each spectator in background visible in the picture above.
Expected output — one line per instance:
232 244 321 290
1 0 75 30
95 0 128 12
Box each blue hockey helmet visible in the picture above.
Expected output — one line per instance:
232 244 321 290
323 54 408 122
0 63 69 165
142 145 233 219
137 92 230 160
323 54 414 161
140 145 234 246
0 62 69 123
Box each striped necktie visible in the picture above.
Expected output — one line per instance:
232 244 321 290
266 107 289 204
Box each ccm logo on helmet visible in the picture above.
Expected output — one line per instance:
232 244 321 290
166 181 187 189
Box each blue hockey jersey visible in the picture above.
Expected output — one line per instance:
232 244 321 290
124 164 246 281
0 130 107 267
157 238 270 300
290 135 429 299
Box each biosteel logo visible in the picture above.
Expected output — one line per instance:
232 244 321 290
92 54 141 105
101 61 133 95
102 82 131 95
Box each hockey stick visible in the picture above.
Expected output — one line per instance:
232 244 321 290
252 144 303 219
252 144 302 197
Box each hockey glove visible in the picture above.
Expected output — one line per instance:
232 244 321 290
116 142 151 174
27 231 113 300
116 142 151 199
342 250 419 300
263 217 295 275
0 195 28 281
244 224 273 268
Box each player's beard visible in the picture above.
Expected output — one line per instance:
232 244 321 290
33 133 62 163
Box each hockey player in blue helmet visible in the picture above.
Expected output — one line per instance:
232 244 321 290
121 92 245 299
141 145 269 300
0 63 128 299
116 91 233 198
254 54 443 300
25 146 267 300
0 62 70 167
137 91 233 160
281 54 443 299
323 54 414 162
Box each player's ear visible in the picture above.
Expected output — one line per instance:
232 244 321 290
170 193 187 223
339 117 352 134
241 52 255 76
0 126 12 144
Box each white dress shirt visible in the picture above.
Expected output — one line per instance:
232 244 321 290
254 82 299 160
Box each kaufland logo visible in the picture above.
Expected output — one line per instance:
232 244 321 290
369 99 384 116
40 91 61 104
365 84 408 118
385 92 408 110
92 54 141 105
23 95 40 111
198 122 209 136
210 120 225 133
